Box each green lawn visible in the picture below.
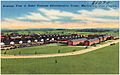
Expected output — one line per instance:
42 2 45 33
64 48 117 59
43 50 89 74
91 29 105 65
1 45 84 55
1 43 119 74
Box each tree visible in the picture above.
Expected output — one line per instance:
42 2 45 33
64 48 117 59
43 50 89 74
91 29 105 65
73 50 76 52
35 51 37 54
55 59 58 64
18 51 21 55
85 46 88 49
4 50 7 54
58 50 60 53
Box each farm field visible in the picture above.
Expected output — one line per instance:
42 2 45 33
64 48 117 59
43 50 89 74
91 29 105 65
2 31 92 35
1 45 84 55
2 30 119 37
1 43 119 74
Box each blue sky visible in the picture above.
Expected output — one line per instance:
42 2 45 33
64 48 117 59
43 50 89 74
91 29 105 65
1 1 119 29
2 1 119 19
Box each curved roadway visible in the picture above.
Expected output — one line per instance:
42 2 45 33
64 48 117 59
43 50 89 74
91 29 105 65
1 40 119 59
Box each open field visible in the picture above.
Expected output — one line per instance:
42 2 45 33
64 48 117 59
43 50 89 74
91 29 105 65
2 30 92 35
1 43 119 74
1 39 119 59
1 30 119 74
2 30 119 37
1 45 84 55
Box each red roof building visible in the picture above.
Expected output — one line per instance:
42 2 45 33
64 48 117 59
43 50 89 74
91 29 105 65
68 38 87 46
84 38 100 46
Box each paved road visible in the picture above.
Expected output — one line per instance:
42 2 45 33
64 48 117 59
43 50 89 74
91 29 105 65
1 40 119 59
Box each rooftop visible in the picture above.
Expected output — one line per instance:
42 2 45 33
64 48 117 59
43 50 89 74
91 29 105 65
70 38 87 42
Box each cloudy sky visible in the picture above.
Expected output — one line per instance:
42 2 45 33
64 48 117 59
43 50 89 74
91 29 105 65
1 1 119 29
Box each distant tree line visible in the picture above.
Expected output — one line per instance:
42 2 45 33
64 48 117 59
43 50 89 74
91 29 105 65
76 29 119 32
1 28 119 33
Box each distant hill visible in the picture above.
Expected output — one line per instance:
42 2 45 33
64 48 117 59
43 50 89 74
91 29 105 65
76 28 119 32
1 28 119 32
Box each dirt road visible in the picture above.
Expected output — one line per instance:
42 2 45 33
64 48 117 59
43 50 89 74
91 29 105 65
1 40 119 59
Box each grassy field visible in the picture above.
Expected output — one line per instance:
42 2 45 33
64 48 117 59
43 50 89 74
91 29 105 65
3 30 92 35
1 45 84 55
1 43 119 74
3 30 119 37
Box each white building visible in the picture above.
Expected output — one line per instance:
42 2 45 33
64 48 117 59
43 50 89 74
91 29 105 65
34 39 38 42
10 41 15 45
0 42 5 46
41 39 44 42
27 40 31 43
19 41 23 44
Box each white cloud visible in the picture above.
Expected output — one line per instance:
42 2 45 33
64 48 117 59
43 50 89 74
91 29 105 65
72 8 119 23
39 8 77 18
2 8 119 29
17 8 118 23
18 12 50 21
39 9 119 23
78 8 118 17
